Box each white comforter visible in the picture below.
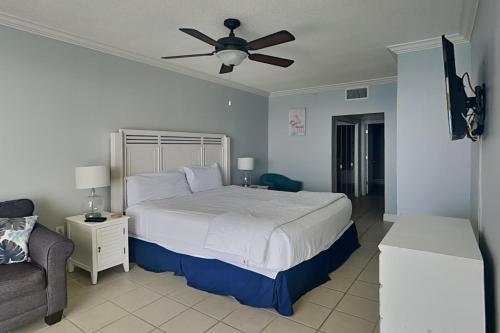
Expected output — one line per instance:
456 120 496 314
204 191 346 265
126 186 352 278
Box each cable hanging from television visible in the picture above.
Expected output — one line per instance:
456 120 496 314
461 73 481 142
442 35 486 142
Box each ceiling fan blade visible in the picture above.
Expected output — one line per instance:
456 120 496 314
219 64 234 74
248 53 294 67
179 28 219 47
161 52 214 59
246 30 295 51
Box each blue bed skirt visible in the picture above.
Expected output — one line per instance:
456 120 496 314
129 223 359 315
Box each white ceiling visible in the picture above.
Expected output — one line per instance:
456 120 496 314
0 0 477 94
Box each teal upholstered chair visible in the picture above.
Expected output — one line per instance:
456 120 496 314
260 173 303 192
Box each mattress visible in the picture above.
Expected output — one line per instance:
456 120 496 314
126 186 352 278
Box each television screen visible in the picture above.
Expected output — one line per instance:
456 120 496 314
442 35 468 140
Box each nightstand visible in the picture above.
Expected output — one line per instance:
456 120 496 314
66 212 130 284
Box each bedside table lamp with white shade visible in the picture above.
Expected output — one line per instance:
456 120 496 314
238 157 254 187
75 166 110 218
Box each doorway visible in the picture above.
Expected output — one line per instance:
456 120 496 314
332 113 385 200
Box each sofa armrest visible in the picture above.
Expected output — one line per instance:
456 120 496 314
28 224 74 315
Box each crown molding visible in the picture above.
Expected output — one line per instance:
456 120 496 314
0 11 269 97
387 0 479 57
387 33 469 55
461 0 479 40
269 76 397 97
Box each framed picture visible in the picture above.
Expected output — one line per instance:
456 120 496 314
289 108 306 136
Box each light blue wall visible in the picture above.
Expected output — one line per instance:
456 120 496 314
470 0 500 331
0 26 268 229
396 44 472 221
268 83 398 214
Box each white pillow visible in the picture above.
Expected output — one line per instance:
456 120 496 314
183 163 223 193
126 172 191 206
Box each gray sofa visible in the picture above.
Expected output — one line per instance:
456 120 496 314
0 199 74 333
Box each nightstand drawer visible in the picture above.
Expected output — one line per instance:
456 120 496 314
96 224 126 269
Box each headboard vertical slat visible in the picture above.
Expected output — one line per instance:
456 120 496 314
110 129 231 213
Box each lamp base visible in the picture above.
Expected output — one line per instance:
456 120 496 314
242 171 252 187
82 188 104 219
84 212 102 219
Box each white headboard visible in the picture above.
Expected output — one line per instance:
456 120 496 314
110 129 230 213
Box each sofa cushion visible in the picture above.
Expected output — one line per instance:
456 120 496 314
0 199 35 218
0 289 47 322
0 262 46 302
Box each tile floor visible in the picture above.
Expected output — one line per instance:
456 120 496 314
12 195 391 333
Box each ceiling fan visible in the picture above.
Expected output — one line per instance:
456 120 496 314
161 18 295 74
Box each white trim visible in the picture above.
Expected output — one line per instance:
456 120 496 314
383 213 399 223
387 33 469 55
270 76 397 97
387 0 479 54
110 133 124 214
0 11 268 97
461 0 480 40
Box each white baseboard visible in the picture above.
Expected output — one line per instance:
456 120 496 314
383 213 399 223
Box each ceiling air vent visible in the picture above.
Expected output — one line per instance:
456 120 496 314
346 87 369 100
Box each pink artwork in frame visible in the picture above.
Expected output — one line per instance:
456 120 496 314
289 108 306 136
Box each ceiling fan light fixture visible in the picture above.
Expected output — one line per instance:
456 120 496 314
216 49 247 66
162 19 295 73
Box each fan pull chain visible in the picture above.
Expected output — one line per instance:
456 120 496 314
227 72 234 110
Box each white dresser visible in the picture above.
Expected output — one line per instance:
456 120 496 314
379 214 485 333
66 213 130 284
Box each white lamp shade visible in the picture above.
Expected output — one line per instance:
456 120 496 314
237 157 255 171
75 166 110 189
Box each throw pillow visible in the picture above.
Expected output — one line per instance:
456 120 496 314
0 216 37 264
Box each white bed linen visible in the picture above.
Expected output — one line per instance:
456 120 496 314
205 191 346 265
127 186 352 279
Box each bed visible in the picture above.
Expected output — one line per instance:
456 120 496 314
110 129 359 315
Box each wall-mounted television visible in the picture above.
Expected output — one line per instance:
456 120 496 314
442 35 486 141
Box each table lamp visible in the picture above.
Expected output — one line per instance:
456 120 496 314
237 157 254 187
75 166 110 218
